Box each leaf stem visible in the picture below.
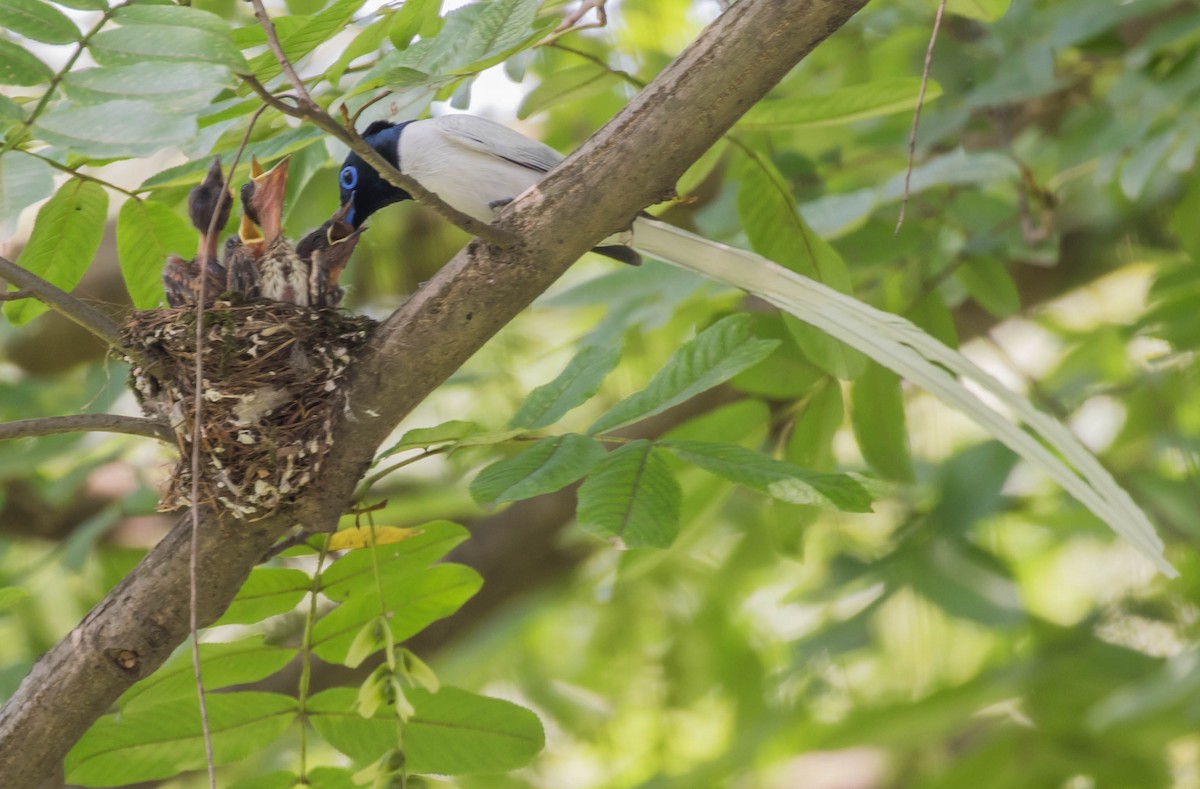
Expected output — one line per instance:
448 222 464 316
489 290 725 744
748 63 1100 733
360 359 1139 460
19 150 142 198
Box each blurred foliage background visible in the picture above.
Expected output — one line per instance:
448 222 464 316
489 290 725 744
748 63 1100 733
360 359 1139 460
4 0 1200 786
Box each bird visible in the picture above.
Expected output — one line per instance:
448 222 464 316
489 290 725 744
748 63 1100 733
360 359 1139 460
242 156 310 306
335 113 1175 576
163 158 233 307
295 199 362 308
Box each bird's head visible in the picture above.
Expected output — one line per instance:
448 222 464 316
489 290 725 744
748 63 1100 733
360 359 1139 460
241 156 290 247
339 120 410 228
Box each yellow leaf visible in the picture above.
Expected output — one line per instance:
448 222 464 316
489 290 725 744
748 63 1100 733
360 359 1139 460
328 526 421 551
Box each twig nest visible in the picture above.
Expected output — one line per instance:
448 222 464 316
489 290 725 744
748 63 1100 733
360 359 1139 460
122 300 375 520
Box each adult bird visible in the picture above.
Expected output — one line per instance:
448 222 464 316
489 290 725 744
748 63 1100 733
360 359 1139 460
336 114 1174 576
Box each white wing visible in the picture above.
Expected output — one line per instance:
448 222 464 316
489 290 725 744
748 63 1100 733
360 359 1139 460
433 114 565 173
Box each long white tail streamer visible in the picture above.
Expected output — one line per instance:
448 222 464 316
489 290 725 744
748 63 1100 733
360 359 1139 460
631 218 1175 577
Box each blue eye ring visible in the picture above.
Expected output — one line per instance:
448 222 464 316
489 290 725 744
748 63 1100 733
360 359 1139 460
340 165 358 190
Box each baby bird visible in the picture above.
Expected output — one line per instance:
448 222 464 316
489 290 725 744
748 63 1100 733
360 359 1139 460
163 158 232 307
242 157 309 306
296 199 361 308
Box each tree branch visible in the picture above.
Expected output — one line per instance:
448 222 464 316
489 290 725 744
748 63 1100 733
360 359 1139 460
0 1 870 783
0 414 172 444
0 255 144 366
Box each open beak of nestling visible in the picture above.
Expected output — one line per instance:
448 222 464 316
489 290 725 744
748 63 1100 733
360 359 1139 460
244 155 291 247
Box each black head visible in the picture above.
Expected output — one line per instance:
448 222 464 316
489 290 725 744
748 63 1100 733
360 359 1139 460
340 120 411 228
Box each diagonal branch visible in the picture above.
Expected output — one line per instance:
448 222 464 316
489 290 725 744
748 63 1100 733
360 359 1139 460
0 1 871 784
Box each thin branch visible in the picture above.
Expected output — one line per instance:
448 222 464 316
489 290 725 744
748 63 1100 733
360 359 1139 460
239 77 515 247
20 150 142 199
0 289 31 302
0 414 172 443
0 255 146 366
895 0 946 234
249 0 317 110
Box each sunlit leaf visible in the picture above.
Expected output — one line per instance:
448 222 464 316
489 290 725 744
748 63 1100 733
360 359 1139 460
660 439 873 511
589 315 779 434
90 25 248 71
0 586 28 612
0 0 79 44
739 78 943 130
327 525 422 551
320 520 470 602
577 440 681 548
471 434 605 505
5 179 107 325
214 567 312 626
113 4 232 32
946 0 1011 22
116 198 198 309
248 0 366 83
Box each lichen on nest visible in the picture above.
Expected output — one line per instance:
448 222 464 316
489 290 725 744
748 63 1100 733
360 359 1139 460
123 300 376 520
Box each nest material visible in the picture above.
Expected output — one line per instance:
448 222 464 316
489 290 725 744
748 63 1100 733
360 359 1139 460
123 300 376 520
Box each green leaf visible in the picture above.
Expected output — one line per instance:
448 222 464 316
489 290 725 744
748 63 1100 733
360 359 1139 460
740 78 943 130
309 767 358 789
946 0 1010 22
37 99 196 158
661 439 873 511
328 15 394 83
311 564 481 665
116 198 198 309
0 586 29 612
139 127 324 191
214 566 312 626
511 345 621 429
67 692 296 786
462 0 541 63
90 25 248 71
0 152 54 231
470 434 606 504
320 520 470 602
518 63 619 119
407 686 544 774
113 4 232 32
388 0 442 49
576 440 681 549
5 180 107 325
786 378 844 470
120 637 298 711
227 771 299 789
850 362 914 482
957 256 1021 317
0 39 53 86
589 315 779 434
64 63 232 112
0 0 79 44
248 0 366 83
310 685 544 774
738 154 867 379
53 0 106 9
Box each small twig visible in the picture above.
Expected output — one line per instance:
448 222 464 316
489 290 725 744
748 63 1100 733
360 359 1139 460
240 75 515 247
895 0 946 235
0 289 30 302
0 414 172 443
548 0 607 41
249 0 318 110
545 42 645 88
349 91 396 127
0 255 146 365
186 105 267 789
20 151 142 198
353 446 448 502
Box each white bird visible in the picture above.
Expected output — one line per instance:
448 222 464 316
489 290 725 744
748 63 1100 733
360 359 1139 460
338 114 1176 577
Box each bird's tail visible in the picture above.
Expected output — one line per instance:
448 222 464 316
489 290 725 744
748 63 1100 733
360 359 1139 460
631 217 1175 576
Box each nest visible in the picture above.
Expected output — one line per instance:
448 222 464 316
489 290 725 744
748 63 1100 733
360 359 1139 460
123 300 376 520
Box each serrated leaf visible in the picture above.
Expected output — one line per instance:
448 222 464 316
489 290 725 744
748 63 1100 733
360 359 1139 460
214 566 312 626
511 344 622 429
738 154 866 379
37 99 196 157
0 152 54 231
0 39 53 86
957 256 1020 317
589 315 779 435
850 362 913 481
320 520 470 602
64 63 232 112
116 198 198 309
66 692 296 786
311 564 481 664
119 637 297 711
518 63 618 119
90 25 248 71
113 4 231 32
0 586 29 612
660 439 872 512
310 685 544 774
577 440 681 548
328 525 422 551
470 434 605 504
0 0 79 44
739 78 943 130
5 180 107 325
